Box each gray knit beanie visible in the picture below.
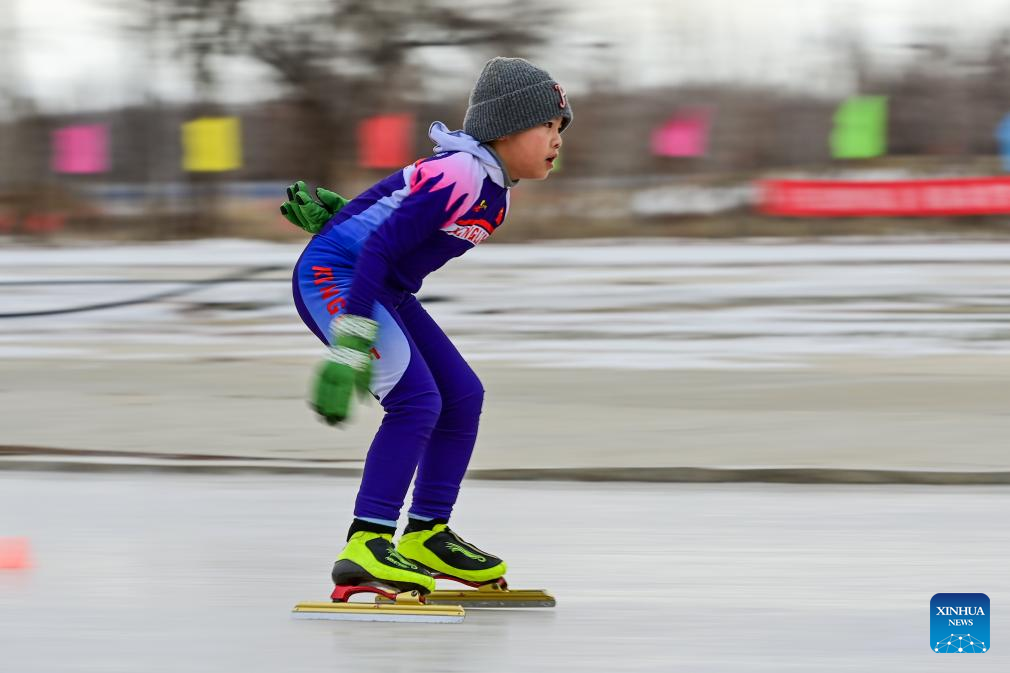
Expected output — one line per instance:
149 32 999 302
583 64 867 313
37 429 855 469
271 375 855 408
463 57 573 142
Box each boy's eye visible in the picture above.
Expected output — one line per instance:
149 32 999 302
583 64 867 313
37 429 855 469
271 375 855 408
544 121 553 129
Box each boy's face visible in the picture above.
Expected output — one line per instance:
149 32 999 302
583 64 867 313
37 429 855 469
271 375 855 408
491 116 564 180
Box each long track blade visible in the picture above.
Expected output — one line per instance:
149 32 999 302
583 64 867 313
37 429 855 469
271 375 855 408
292 601 464 623
377 588 556 608
424 588 555 608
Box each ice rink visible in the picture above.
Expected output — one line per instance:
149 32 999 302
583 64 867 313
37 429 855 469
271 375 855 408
1 237 1008 474
1 237 1008 670
1 472 1007 672
3 236 1010 368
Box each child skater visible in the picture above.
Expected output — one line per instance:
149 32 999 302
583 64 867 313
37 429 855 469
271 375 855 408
285 57 571 595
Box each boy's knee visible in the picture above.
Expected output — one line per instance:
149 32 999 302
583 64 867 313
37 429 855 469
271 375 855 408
443 372 484 420
467 376 485 413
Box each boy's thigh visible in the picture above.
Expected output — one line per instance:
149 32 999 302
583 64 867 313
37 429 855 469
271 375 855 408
370 302 417 403
396 295 481 398
292 258 353 344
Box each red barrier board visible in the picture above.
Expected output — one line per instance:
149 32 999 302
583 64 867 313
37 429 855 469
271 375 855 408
759 177 1010 217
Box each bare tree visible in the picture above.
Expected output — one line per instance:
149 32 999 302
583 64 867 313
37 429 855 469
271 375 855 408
123 0 558 184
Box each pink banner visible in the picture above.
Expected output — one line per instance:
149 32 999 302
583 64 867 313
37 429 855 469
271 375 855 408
760 177 1010 217
651 110 710 157
52 124 108 174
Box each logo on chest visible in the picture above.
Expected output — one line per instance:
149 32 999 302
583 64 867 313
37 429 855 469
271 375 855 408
442 205 504 246
443 219 492 245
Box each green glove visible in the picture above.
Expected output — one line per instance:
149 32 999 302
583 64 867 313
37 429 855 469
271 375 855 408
280 180 349 234
312 314 378 425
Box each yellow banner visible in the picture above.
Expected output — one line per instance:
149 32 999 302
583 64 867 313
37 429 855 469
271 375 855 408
182 117 242 172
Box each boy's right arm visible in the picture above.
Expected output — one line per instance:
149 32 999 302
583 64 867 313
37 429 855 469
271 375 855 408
313 314 378 425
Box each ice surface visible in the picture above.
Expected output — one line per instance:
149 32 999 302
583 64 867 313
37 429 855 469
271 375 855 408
2 236 1008 368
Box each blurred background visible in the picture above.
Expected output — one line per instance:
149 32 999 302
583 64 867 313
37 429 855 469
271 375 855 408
2 2 1010 671
5 0 1010 238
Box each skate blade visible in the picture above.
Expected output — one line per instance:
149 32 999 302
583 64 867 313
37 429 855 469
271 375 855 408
292 601 464 623
378 587 556 608
424 588 555 608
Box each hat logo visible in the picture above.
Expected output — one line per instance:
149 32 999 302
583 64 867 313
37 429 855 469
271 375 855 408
554 83 567 109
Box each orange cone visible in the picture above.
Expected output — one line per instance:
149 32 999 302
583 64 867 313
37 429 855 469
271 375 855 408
0 537 32 570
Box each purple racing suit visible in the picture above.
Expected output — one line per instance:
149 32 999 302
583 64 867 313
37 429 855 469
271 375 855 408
292 122 514 524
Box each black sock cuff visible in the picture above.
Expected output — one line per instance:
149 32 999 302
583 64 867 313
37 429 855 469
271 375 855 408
404 517 449 534
347 518 397 540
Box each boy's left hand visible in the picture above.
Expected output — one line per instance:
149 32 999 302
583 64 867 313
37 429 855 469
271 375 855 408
280 180 349 234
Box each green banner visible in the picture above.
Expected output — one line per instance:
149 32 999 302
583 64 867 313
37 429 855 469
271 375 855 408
831 96 888 159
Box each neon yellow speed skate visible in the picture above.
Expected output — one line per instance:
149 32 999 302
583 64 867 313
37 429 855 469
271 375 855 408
397 520 506 584
332 531 437 595
292 531 464 623
391 520 553 608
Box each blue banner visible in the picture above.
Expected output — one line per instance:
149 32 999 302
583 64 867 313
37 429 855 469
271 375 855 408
997 114 1010 171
